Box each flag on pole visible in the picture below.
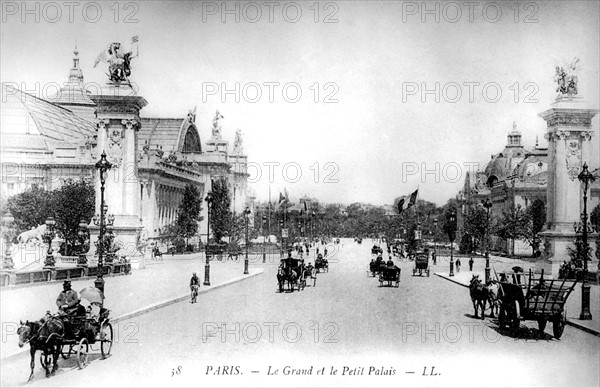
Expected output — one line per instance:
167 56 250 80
397 189 418 215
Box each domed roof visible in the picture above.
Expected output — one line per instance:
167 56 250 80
514 152 548 181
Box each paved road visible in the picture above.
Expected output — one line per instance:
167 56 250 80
2 239 598 387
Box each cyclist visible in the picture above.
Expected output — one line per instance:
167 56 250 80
190 272 200 303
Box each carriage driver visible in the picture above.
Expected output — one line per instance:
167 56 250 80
56 281 85 317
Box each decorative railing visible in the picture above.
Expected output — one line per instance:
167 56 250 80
0 263 130 288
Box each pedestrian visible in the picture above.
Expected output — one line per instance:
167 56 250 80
468 257 474 271
456 258 461 272
432 251 436 265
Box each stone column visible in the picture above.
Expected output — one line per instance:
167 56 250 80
88 84 148 270
538 95 598 276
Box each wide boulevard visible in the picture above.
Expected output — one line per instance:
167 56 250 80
2 239 598 387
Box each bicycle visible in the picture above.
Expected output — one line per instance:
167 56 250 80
190 285 199 303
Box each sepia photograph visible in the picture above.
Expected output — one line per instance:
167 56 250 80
0 1 599 386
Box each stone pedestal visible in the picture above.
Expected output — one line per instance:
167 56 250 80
87 83 149 270
538 95 598 276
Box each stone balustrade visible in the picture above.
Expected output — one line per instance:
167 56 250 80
0 263 131 288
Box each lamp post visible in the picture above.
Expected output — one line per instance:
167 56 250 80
577 163 594 320
244 207 250 275
2 212 15 270
204 191 213 286
279 218 284 258
92 151 113 293
77 219 90 267
43 217 56 268
433 218 438 265
448 210 456 277
262 215 267 263
483 198 493 284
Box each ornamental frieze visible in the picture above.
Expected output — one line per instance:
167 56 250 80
96 104 140 115
546 116 592 127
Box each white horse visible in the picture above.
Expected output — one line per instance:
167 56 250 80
17 224 46 245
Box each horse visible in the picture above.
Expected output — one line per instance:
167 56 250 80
468 275 489 319
18 317 64 382
277 265 299 292
486 281 500 318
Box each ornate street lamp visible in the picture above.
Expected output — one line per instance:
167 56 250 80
448 210 457 277
93 151 113 293
482 197 493 284
433 218 438 265
262 214 267 263
244 207 251 275
2 212 15 270
204 191 213 286
279 218 285 258
77 219 90 267
43 216 56 268
577 163 595 320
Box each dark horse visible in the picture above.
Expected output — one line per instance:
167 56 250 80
277 265 299 292
18 317 64 382
469 275 489 319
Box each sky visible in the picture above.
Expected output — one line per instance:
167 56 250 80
1 0 599 206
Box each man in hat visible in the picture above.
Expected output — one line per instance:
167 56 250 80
56 281 83 316
56 280 85 337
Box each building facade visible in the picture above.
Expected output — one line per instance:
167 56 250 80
0 47 251 244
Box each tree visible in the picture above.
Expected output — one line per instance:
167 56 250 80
209 178 231 243
496 205 528 255
53 180 95 255
523 199 546 257
6 185 54 234
463 207 488 253
442 207 458 245
175 184 203 248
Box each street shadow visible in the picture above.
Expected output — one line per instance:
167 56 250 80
488 319 555 341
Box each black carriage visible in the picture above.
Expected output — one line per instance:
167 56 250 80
58 307 113 369
412 253 430 277
277 257 306 292
379 265 401 287
371 245 382 255
497 269 577 339
368 260 386 277
315 254 328 273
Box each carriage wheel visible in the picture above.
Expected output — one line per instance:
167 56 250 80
537 319 547 334
61 344 73 359
498 305 507 329
76 338 89 369
100 322 113 359
509 301 520 332
552 310 566 339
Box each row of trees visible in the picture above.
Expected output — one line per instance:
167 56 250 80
461 200 547 256
2 181 95 255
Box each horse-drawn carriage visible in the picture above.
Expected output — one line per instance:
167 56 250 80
315 254 328 273
371 245 383 255
17 287 113 382
379 265 401 287
277 257 307 292
368 259 386 277
497 269 577 339
412 252 430 277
